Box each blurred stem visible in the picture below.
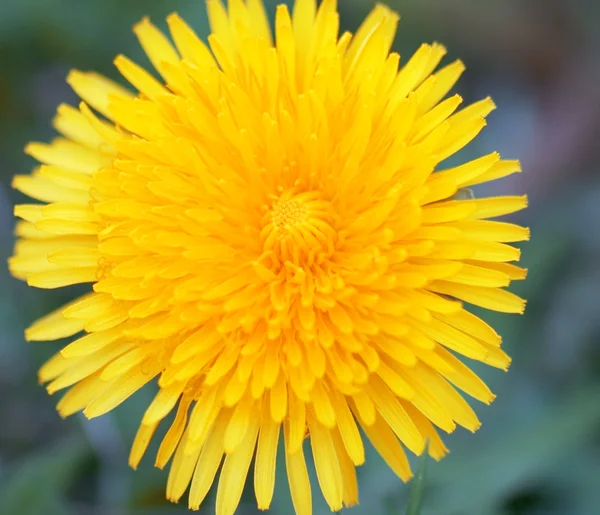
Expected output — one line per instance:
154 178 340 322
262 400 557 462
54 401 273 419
404 444 428 515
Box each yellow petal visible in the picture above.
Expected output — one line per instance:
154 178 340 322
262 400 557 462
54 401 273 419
133 17 180 79
129 420 158 469
67 70 132 120
167 13 216 68
188 411 228 510
307 408 343 511
287 390 307 454
156 397 192 469
53 103 105 149
358 412 412 481
429 280 526 314
419 59 466 112
270 370 288 422
404 364 481 431
83 364 159 418
463 159 522 187
60 327 122 358
56 373 106 418
166 429 202 502
449 263 511 288
27 267 98 289
114 54 170 101
13 174 90 204
467 196 529 219
366 376 424 455
25 301 85 341
142 383 183 425
400 402 448 460
330 390 365 465
25 139 111 173
434 309 501 347
224 397 254 453
310 380 336 428
206 0 235 58
254 406 280 509
215 407 260 515
48 246 100 268
435 347 496 404
284 419 313 515
331 427 359 507
449 219 530 242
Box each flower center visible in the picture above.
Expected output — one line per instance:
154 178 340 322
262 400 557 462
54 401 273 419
261 190 336 268
272 199 307 228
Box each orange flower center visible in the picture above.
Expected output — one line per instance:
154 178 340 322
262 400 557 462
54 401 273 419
272 199 307 228
262 190 336 268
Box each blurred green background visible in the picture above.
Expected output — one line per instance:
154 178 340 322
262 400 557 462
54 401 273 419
1 0 600 514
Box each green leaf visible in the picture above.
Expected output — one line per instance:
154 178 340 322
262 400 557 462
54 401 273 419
404 444 428 515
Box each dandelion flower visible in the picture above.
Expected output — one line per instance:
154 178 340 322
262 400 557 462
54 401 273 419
10 0 528 513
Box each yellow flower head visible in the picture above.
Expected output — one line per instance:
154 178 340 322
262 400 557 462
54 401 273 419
10 0 528 513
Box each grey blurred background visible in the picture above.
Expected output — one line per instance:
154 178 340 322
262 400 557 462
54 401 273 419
1 0 600 514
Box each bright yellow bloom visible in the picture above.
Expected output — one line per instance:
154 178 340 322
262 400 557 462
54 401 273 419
10 0 528 513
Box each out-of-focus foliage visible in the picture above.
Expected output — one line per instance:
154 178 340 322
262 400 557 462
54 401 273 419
1 1 600 514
